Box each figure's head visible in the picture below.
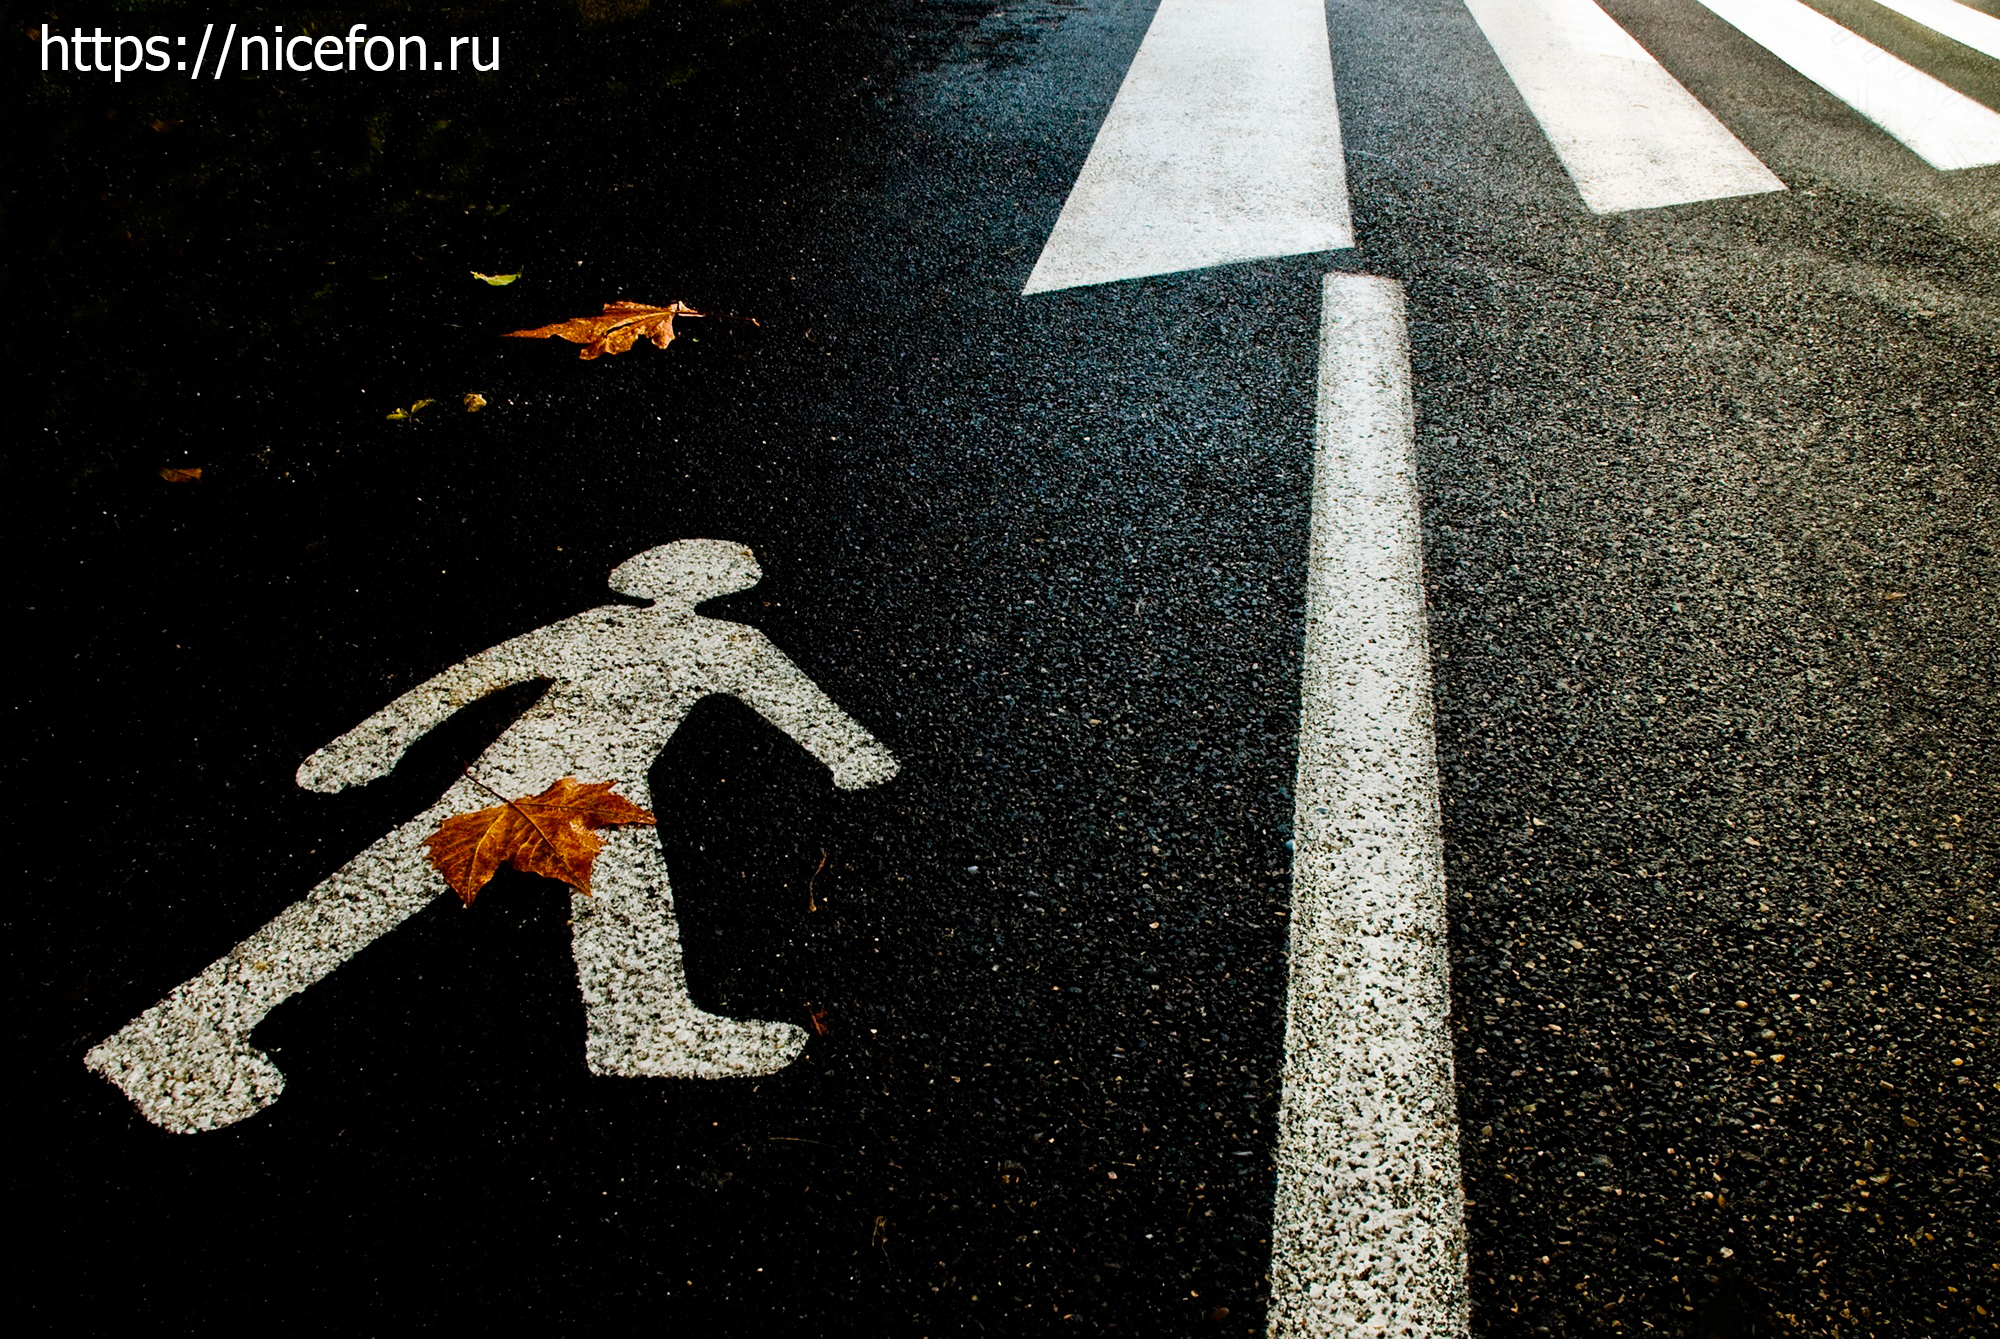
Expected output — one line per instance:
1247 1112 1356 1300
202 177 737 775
608 540 762 607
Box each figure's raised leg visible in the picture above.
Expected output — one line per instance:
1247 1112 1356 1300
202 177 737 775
571 826 807 1079
85 794 469 1134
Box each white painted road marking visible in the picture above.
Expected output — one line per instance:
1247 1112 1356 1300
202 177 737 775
1463 0 1785 213
1267 275 1466 1338
1871 0 2000 66
1694 0 2000 170
87 540 898 1134
1021 0 1353 294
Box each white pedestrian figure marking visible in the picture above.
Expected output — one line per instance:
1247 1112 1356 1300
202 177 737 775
87 540 899 1134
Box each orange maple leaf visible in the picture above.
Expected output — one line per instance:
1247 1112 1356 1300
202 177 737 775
422 777 657 906
503 300 705 360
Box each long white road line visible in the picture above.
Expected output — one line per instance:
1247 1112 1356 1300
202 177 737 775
1693 0 2000 170
1463 0 1785 213
1871 0 2000 64
1266 274 1466 1339
1021 0 1353 294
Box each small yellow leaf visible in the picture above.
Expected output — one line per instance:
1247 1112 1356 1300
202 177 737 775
158 466 202 483
385 398 435 422
463 392 488 412
472 271 520 286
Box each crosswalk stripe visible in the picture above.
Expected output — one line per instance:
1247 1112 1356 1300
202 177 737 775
1021 0 1353 295
1871 0 2000 64
1266 273 1466 1339
1693 0 2000 170
1463 0 1785 213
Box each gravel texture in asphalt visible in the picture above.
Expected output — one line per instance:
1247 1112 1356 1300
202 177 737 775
8 1 1996 1335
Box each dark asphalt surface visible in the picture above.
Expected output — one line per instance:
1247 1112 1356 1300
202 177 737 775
8 1 1997 1335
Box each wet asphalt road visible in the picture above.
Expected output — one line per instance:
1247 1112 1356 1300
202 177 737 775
9 0 1999 1334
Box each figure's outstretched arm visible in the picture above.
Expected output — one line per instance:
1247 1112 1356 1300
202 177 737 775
296 625 557 793
721 630 899 790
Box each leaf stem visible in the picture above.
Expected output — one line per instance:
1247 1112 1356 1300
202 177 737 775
807 848 829 911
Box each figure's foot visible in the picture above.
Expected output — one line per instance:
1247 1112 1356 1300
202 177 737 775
586 1008 808 1080
85 1009 285 1134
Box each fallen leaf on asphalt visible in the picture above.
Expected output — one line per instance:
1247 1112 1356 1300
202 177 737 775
463 392 488 412
157 466 202 482
504 300 705 360
423 776 657 906
471 271 520 286
384 398 434 422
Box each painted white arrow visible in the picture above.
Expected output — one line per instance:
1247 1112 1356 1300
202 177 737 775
1021 0 1354 294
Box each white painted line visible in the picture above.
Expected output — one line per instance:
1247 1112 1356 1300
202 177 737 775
1021 0 1353 294
1694 0 2000 170
1463 0 1785 213
1870 0 2000 65
1266 275 1466 1338
87 540 898 1133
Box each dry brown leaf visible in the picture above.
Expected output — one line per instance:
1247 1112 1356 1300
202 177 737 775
463 392 488 412
504 300 706 360
422 776 657 906
158 467 202 483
